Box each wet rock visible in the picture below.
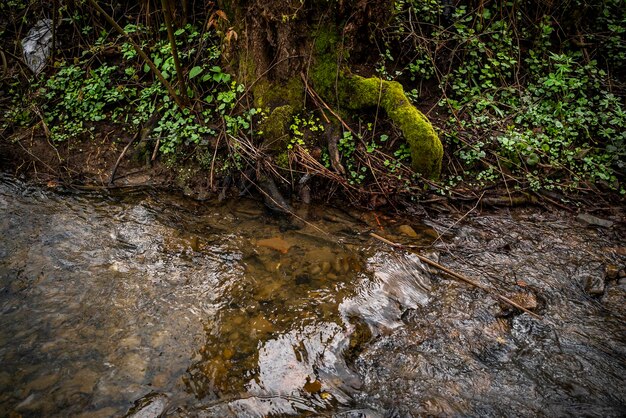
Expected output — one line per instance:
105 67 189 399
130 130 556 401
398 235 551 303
71 369 101 394
576 213 614 228
150 331 169 349
0 371 11 392
332 409 384 418
495 291 538 317
119 353 149 382
24 373 60 393
119 335 142 349
398 224 418 238
125 392 169 418
15 393 39 412
250 315 274 334
509 291 538 310
605 264 619 280
295 274 311 285
255 280 282 301
76 407 120 418
584 275 605 296
151 372 169 388
344 319 373 366
309 265 322 275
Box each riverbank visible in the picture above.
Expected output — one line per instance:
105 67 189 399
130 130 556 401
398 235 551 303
2 127 625 220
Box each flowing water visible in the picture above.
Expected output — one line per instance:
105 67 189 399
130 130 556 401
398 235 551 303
0 174 624 417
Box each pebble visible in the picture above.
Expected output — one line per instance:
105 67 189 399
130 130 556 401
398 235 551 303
151 372 170 388
71 368 101 393
576 213 614 228
584 275 605 296
15 393 38 411
606 265 620 280
119 353 148 383
250 315 274 334
125 393 169 418
398 224 419 238
75 407 119 418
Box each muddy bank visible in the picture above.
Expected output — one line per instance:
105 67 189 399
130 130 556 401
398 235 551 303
0 130 214 199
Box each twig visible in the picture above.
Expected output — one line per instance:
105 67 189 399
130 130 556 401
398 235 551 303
300 72 355 135
109 132 140 185
161 0 187 101
370 232 542 320
151 137 161 161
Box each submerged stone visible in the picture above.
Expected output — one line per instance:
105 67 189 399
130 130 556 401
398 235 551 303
125 392 169 418
398 224 419 238
257 236 292 253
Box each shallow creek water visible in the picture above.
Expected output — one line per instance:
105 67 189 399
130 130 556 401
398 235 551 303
0 174 624 417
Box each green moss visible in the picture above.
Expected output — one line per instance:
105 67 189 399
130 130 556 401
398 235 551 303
260 105 294 150
338 75 443 179
310 26 341 100
307 24 443 178
252 77 304 111
274 151 290 168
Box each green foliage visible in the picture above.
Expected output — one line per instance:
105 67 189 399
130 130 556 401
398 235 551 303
42 63 129 141
31 21 249 157
389 0 626 193
288 113 324 150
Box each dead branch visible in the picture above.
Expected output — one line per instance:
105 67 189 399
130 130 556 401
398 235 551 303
109 132 140 186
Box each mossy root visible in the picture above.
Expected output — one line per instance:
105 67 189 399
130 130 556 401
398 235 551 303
340 75 443 179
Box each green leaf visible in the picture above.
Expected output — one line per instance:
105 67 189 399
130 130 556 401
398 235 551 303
189 66 203 79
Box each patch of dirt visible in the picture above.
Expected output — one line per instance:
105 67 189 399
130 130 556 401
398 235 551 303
0 126 216 199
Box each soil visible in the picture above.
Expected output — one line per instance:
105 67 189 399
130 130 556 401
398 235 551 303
0 125 216 200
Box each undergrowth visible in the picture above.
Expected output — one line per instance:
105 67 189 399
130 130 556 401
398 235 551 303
1 0 625 203
386 0 626 195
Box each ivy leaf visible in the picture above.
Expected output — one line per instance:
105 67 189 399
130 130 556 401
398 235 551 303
189 66 203 79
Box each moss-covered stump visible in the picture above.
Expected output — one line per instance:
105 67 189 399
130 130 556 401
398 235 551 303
339 75 443 179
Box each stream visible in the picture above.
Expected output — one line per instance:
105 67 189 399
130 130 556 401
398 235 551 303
0 174 624 417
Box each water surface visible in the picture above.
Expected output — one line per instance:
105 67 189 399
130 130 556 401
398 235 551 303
0 175 624 417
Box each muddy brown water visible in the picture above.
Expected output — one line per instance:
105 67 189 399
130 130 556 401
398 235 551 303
0 174 624 417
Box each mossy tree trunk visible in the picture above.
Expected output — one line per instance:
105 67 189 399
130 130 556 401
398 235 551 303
219 0 444 179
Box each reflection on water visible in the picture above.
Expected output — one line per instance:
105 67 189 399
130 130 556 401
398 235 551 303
0 174 624 417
